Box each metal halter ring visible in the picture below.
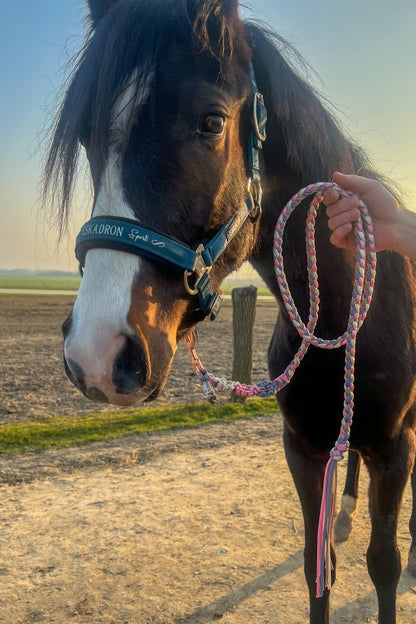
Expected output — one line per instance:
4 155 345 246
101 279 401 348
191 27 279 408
183 245 210 296
183 264 212 296
184 270 199 295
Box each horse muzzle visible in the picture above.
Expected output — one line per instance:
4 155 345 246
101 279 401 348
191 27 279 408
63 325 166 406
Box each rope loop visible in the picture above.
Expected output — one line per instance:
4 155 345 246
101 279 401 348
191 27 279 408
185 181 377 598
187 182 376 403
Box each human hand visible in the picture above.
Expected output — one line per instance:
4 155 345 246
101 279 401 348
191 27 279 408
323 172 400 253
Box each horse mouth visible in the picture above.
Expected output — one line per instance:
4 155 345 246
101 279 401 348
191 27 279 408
63 341 169 407
68 375 165 406
114 380 165 405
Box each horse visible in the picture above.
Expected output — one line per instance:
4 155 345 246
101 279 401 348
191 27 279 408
44 1 416 622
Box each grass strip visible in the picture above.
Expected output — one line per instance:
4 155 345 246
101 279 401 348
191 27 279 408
0 397 278 454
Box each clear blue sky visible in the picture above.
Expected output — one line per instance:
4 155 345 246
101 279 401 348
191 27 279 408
1 0 415 271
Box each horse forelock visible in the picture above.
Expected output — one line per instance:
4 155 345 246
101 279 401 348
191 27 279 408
108 68 155 152
44 2 186 230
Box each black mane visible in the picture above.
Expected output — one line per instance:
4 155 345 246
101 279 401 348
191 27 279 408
247 23 377 186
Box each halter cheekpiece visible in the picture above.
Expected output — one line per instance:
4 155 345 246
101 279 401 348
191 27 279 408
75 66 267 321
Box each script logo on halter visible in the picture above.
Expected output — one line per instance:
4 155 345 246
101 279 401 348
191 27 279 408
129 229 166 248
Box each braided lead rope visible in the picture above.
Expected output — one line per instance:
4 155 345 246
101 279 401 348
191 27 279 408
186 181 377 598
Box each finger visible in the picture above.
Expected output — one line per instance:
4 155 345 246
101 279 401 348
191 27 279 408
325 195 359 218
327 207 360 232
332 171 379 195
329 223 353 249
322 188 340 206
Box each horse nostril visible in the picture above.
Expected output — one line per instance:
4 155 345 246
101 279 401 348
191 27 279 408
112 336 148 394
64 357 86 392
61 313 73 338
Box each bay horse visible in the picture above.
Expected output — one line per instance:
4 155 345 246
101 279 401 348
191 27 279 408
44 1 416 621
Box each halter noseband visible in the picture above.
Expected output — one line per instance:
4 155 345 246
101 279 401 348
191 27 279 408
75 66 267 321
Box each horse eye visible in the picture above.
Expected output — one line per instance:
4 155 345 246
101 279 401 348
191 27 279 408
200 114 225 135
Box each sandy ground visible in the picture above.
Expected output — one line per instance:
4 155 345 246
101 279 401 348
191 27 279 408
1 297 416 623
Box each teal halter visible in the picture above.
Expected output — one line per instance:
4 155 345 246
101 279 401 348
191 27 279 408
75 66 267 320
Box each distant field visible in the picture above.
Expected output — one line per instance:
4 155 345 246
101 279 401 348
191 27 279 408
0 275 80 290
0 274 272 297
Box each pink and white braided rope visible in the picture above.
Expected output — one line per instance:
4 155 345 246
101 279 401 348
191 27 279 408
186 181 377 597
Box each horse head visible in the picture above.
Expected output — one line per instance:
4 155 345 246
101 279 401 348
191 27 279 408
53 0 265 405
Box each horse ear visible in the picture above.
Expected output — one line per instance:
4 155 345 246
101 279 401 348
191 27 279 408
188 0 242 57
87 0 118 25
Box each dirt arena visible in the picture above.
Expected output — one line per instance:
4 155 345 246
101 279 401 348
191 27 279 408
1 297 416 623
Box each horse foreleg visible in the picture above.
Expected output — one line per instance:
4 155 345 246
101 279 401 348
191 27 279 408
408 440 416 576
283 424 334 624
365 427 416 624
334 449 361 542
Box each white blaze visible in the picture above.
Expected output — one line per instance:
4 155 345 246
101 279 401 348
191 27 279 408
65 71 153 386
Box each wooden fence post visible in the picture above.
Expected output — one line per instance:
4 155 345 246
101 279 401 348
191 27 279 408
231 286 257 399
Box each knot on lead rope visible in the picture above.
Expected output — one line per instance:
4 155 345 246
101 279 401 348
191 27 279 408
185 182 377 598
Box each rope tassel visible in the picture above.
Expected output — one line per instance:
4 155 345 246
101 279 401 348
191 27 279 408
316 458 338 595
185 182 377 598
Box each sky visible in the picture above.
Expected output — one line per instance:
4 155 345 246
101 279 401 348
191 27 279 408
1 0 415 272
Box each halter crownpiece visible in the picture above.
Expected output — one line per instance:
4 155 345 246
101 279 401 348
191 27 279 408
75 65 267 321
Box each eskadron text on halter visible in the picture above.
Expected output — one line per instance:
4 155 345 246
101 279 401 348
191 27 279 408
75 66 268 321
